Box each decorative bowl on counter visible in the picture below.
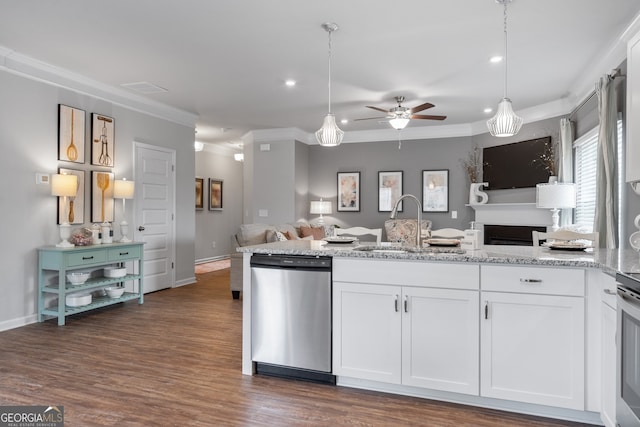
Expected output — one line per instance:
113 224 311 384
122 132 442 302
65 292 92 307
67 272 90 285
103 266 126 278
104 286 125 298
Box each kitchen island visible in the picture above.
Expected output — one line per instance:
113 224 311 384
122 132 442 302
238 241 640 426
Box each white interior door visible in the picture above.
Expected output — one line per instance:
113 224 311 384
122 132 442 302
133 142 175 293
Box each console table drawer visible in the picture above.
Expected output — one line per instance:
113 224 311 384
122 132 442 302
67 250 107 267
108 246 141 261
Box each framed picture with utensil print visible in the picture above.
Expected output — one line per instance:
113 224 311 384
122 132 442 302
91 113 115 167
58 105 85 163
91 171 114 223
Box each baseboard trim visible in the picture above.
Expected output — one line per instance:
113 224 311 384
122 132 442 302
175 277 196 287
195 255 230 265
0 314 37 332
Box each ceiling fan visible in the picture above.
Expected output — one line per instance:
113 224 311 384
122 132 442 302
355 96 447 130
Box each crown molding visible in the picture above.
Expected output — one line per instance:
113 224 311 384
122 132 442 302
249 127 309 143
0 46 198 128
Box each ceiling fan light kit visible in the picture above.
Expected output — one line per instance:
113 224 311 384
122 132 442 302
355 95 446 130
389 117 410 130
487 0 523 138
316 22 344 147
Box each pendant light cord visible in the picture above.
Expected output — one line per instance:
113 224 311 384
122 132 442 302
327 29 333 113
503 1 509 99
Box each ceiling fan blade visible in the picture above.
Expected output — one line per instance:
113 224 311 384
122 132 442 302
411 114 447 121
354 116 387 121
410 102 435 114
366 106 391 113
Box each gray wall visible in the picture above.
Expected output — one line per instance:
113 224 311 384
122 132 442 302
194 150 243 261
0 69 196 329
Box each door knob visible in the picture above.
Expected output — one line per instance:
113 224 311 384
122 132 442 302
138 226 145 231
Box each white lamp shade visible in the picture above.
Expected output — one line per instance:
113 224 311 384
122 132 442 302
536 182 576 209
310 200 332 215
315 114 344 147
486 98 524 137
389 117 410 130
51 174 78 197
113 179 135 199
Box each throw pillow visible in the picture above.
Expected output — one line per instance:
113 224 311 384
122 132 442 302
275 231 288 241
300 225 325 240
282 230 296 240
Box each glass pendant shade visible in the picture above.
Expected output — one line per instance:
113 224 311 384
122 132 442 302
389 117 410 130
486 97 523 137
316 113 344 147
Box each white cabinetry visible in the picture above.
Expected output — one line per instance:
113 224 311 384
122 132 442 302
627 30 640 183
601 274 617 427
333 259 480 395
480 265 585 410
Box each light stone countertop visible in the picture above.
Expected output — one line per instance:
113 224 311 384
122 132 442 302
237 240 640 276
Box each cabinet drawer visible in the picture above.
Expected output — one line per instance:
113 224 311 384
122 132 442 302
66 250 107 267
108 246 141 261
481 265 584 296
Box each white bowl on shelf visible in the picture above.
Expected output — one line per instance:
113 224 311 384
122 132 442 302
103 266 126 278
104 286 125 298
65 292 92 307
67 272 90 285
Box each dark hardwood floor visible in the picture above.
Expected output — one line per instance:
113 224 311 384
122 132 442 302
0 268 591 426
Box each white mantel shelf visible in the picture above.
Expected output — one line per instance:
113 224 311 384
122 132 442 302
466 203 552 227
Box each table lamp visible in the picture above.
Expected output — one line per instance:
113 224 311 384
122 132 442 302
113 178 135 242
536 182 576 231
310 198 332 225
51 173 78 247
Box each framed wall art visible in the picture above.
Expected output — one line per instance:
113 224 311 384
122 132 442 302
422 169 449 213
91 113 115 167
58 104 86 163
378 171 403 212
195 177 204 210
337 171 360 212
57 168 85 225
209 178 223 210
91 171 114 223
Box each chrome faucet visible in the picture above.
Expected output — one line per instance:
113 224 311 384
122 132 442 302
390 194 423 248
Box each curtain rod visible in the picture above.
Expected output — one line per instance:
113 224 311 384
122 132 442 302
567 70 625 120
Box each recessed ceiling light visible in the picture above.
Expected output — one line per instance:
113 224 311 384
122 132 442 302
484 108 493 114
285 79 296 87
489 56 503 63
341 119 349 125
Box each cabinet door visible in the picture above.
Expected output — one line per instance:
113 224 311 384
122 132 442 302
333 281 401 383
402 287 479 395
480 292 585 410
601 301 617 427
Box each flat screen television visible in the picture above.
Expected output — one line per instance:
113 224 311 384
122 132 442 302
482 136 552 190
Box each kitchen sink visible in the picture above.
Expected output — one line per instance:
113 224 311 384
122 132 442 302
353 246 466 255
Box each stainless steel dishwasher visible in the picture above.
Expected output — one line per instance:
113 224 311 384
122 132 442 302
250 254 334 384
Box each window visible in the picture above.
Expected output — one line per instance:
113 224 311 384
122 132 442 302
573 119 623 233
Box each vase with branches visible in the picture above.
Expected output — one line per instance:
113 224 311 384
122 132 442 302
532 137 558 177
460 145 486 184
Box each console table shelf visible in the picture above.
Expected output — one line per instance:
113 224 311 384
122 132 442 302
38 242 144 325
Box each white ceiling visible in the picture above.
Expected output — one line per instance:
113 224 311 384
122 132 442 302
2 0 640 149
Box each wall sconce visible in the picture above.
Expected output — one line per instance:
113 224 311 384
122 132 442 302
51 173 78 247
194 141 204 152
113 178 135 242
310 198 332 225
234 153 244 162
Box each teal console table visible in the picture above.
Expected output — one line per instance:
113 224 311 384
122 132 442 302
38 242 144 325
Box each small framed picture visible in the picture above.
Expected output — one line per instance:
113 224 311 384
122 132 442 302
209 178 223 210
337 172 360 212
195 177 204 210
91 171 115 223
422 169 449 212
58 168 84 225
58 105 86 163
91 113 115 167
378 171 403 212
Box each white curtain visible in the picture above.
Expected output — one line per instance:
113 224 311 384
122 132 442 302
558 118 574 227
594 75 618 248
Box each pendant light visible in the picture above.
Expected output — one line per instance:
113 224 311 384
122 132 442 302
487 0 523 137
316 22 344 147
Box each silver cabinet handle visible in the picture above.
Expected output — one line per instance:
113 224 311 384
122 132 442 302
604 289 616 295
394 295 399 312
404 295 408 313
520 278 543 283
484 301 489 320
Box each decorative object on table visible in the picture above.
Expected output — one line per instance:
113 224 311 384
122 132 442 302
536 182 576 231
67 272 90 285
51 173 79 247
101 222 113 244
91 113 114 167
422 170 449 212
91 171 114 223
104 286 125 298
57 168 84 225
91 223 102 244
337 172 360 212
378 171 403 212
65 292 92 307
69 227 93 246
469 182 489 205
195 177 204 210
315 22 344 147
461 222 484 250
103 266 126 278
113 178 135 242
58 104 85 163
209 178 223 210
486 0 523 137
310 198 332 225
